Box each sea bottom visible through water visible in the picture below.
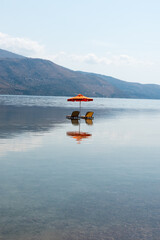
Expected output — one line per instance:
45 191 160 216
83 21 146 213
0 96 160 240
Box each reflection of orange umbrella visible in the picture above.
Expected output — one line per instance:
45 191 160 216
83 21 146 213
67 131 92 144
67 94 93 116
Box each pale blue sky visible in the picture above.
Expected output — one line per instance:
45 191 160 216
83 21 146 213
0 0 160 84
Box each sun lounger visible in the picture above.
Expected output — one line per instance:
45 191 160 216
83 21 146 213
66 111 80 119
80 111 94 119
71 119 79 125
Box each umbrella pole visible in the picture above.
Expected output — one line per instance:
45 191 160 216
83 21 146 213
79 101 81 117
79 120 80 133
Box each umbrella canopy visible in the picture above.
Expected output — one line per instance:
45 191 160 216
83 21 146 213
67 94 93 117
67 94 93 102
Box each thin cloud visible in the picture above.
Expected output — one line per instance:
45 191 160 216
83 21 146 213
0 32 45 57
51 51 153 66
0 32 153 67
70 53 112 65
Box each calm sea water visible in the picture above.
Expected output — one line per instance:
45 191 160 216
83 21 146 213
1 95 160 240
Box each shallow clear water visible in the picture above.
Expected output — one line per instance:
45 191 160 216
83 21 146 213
1 95 160 240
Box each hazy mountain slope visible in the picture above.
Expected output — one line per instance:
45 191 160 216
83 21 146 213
81 72 160 99
0 58 121 97
0 48 25 59
0 48 160 99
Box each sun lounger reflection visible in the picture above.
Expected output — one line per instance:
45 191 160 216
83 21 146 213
70 118 93 125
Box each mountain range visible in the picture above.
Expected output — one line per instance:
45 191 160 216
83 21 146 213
0 48 160 99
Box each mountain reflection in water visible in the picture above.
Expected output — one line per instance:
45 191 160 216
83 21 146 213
0 105 67 138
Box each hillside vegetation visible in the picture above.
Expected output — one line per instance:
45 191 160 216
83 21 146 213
0 49 160 99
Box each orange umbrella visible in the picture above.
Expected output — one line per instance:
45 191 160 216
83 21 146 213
67 94 93 102
67 94 93 116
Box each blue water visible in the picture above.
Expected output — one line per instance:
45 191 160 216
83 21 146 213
0 95 160 240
